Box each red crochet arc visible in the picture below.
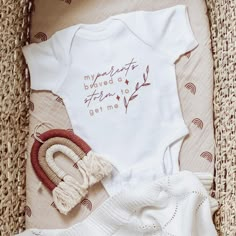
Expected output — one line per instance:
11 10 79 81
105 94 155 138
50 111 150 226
31 129 91 191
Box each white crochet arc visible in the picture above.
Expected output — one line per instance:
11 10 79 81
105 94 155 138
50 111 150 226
46 144 81 179
45 145 113 186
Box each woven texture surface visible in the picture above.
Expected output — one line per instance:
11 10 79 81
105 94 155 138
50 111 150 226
206 0 236 235
0 0 236 235
0 0 30 235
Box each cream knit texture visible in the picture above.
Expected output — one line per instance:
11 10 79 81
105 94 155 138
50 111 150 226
16 171 218 236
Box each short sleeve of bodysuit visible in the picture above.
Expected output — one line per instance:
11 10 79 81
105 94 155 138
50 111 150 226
119 5 198 63
22 25 78 93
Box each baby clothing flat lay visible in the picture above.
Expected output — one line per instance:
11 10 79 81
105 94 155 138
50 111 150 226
19 4 218 236
23 5 198 195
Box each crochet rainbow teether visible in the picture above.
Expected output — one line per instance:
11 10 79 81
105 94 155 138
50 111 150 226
31 129 113 215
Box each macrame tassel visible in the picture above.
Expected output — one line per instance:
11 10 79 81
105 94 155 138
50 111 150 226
64 175 88 197
83 151 113 186
52 175 88 215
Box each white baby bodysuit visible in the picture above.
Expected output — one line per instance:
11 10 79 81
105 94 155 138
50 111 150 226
23 5 198 195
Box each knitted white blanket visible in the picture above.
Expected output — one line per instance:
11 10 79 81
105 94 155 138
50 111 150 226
17 171 218 236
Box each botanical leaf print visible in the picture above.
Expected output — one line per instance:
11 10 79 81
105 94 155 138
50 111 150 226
124 65 151 113
142 83 151 86
130 94 138 101
124 96 128 109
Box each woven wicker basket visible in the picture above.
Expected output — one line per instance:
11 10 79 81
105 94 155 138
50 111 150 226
0 0 30 235
0 0 235 235
206 0 236 235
